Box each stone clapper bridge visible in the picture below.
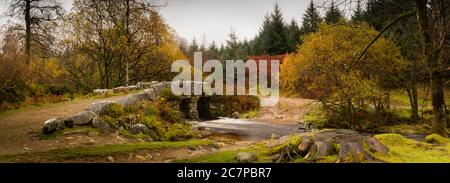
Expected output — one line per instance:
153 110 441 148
42 81 230 134
42 81 302 140
40 81 391 163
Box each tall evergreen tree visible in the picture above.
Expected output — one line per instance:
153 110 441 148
205 41 219 60
223 29 247 60
254 14 272 55
286 19 301 52
324 0 343 24
188 38 200 62
300 0 322 35
351 0 365 23
259 3 289 55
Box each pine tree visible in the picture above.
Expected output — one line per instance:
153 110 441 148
223 29 247 60
324 0 343 24
205 41 219 60
259 3 288 55
300 0 322 35
351 0 365 23
286 19 301 52
188 38 200 62
189 38 199 53
256 14 272 55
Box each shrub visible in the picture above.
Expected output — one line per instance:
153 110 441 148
144 103 160 116
210 95 260 116
103 103 125 118
160 88 181 101
141 115 163 131
301 107 328 129
101 115 120 129
281 22 407 129
159 103 183 123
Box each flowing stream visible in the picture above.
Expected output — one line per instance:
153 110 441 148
191 117 305 140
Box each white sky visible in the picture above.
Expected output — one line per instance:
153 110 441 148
0 0 317 45
159 0 311 45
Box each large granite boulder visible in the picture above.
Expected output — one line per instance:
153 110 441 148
137 82 152 89
130 124 150 135
65 111 97 125
116 93 151 106
42 118 65 134
235 152 257 163
93 89 113 95
85 101 115 114
92 117 110 133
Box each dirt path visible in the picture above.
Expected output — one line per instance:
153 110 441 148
256 97 317 124
0 95 127 156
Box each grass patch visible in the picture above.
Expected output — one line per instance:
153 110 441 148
37 126 99 140
0 139 214 162
0 102 68 119
389 87 450 107
118 129 153 141
374 134 450 163
173 150 238 163
175 135 304 163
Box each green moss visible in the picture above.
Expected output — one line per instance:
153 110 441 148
425 134 450 144
374 133 450 163
316 155 338 163
175 139 304 163
163 123 195 141
0 139 213 162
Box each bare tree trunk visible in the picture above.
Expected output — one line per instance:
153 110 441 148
125 0 130 86
415 0 448 137
409 86 420 121
408 63 420 122
24 0 31 64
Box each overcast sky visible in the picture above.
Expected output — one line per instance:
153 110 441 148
0 0 316 45
160 0 311 45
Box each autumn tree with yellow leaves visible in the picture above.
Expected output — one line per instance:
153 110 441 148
281 22 408 129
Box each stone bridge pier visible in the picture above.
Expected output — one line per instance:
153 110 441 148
113 81 216 121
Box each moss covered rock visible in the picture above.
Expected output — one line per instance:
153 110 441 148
425 134 450 144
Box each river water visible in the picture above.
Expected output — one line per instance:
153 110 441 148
191 118 304 140
191 118 427 142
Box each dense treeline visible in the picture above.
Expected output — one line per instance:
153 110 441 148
0 0 448 136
